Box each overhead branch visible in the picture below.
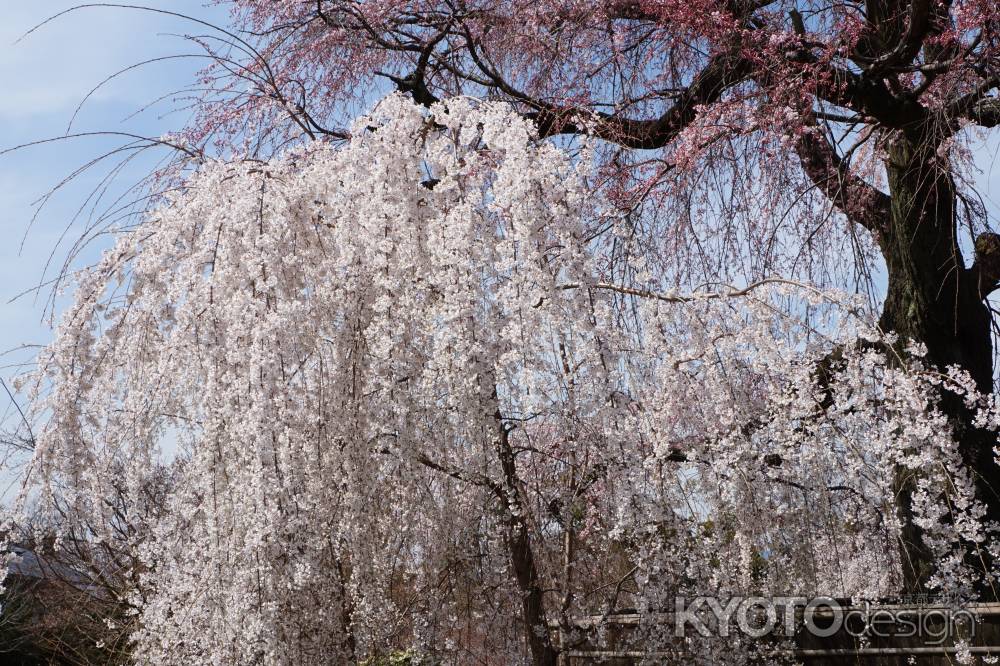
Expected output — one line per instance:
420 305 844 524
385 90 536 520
855 0 935 72
380 25 448 108
526 51 753 149
794 120 891 235
791 56 925 129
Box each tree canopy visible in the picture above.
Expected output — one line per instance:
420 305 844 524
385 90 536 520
8 1 1000 664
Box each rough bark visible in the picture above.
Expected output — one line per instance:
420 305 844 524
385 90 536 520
878 125 1000 593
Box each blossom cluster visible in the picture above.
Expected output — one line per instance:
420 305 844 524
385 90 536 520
11 96 1000 665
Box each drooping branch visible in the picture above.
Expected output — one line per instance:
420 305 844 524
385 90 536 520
550 277 855 307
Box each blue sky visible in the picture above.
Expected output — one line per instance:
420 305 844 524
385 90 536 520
0 2 225 430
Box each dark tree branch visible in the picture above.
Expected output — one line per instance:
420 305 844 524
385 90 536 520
794 120 891 235
381 25 449 108
492 407 559 666
527 51 753 149
855 0 935 72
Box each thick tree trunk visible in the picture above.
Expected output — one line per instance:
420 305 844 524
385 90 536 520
879 129 1000 594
